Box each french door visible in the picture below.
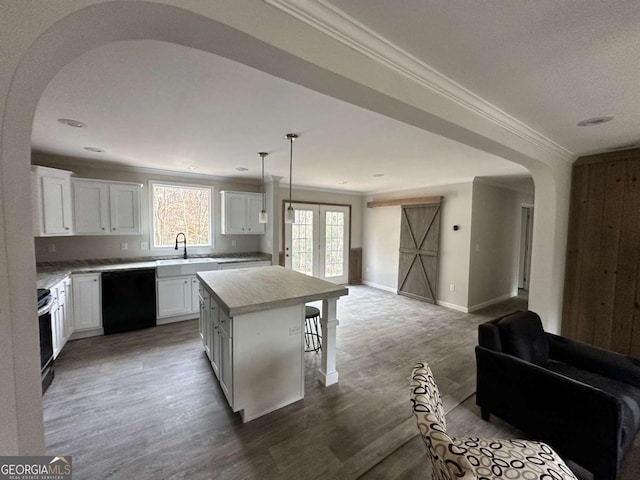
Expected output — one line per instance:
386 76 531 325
284 203 350 284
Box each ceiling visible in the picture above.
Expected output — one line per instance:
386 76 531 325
32 39 529 194
30 2 640 193
328 0 640 155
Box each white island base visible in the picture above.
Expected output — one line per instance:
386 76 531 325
197 266 347 422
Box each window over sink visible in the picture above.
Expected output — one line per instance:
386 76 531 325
150 181 212 249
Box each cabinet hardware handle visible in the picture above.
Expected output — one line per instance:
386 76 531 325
102 227 105 230
112 228 116 231
65 227 70 230
93 279 97 282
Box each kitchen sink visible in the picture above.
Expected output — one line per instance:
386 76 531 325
156 258 218 277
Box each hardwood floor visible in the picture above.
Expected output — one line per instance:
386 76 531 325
43 285 532 479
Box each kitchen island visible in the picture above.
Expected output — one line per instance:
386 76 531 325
197 266 348 422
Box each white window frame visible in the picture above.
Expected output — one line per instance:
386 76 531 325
149 180 214 253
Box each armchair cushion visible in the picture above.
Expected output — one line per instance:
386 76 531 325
497 311 549 364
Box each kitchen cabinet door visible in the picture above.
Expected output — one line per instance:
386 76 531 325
157 277 192 318
246 194 265 234
32 166 74 236
109 183 141 234
72 274 102 331
219 329 233 406
220 191 265 235
191 277 200 313
210 300 220 379
63 277 74 341
222 192 246 234
72 179 109 234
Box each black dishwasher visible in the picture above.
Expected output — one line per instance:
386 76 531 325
102 268 156 335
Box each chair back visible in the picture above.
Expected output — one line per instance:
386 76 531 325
410 362 476 480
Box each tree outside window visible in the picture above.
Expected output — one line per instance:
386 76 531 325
151 182 212 248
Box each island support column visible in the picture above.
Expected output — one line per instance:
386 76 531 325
319 298 339 386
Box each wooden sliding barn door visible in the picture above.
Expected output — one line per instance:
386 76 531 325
562 148 640 356
398 203 441 303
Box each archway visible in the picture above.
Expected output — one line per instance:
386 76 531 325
0 1 569 454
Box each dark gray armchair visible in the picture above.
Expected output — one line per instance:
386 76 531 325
475 310 640 480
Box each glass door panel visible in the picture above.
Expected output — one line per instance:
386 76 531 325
285 203 349 284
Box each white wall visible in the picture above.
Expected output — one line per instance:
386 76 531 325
467 181 533 310
32 153 264 262
362 182 474 309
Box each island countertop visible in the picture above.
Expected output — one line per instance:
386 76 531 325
197 266 348 316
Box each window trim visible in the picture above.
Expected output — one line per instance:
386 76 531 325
149 180 214 252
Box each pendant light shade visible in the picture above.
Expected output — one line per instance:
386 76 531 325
258 152 268 224
284 133 298 224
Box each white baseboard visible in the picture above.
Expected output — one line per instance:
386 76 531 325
467 293 515 313
157 313 198 325
362 280 397 294
69 327 104 340
436 300 469 313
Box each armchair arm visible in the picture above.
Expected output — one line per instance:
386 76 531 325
547 333 640 388
476 346 622 475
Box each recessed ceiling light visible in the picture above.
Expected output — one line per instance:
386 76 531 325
185 164 198 170
83 147 104 153
236 167 249 172
339 181 348 185
577 116 614 127
373 173 385 177
58 118 86 128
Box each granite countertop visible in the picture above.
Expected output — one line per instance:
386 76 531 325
197 266 348 316
37 253 271 290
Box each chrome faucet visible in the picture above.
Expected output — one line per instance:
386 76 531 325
175 232 187 259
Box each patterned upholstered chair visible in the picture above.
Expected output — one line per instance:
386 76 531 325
410 362 578 480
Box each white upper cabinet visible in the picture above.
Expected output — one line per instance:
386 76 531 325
32 166 74 236
110 183 142 234
72 179 109 234
71 178 142 236
220 191 265 235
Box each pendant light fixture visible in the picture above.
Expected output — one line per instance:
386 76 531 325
284 133 298 224
258 152 269 224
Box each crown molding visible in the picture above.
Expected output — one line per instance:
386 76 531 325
265 0 575 164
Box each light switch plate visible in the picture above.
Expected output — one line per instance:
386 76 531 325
120 242 128 251
140 241 148 250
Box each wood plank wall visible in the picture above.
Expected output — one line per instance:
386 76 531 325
562 148 640 356
349 248 362 284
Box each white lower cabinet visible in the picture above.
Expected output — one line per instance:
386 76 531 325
211 312 221 380
219 327 233 406
51 277 74 358
198 282 233 403
72 273 101 333
157 276 193 318
198 279 304 422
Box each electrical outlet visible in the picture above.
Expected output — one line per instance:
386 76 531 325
267 240 271 248
47 243 56 253
475 243 480 252
231 240 237 247
140 241 148 250
449 284 455 292
289 326 301 335
120 242 128 251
